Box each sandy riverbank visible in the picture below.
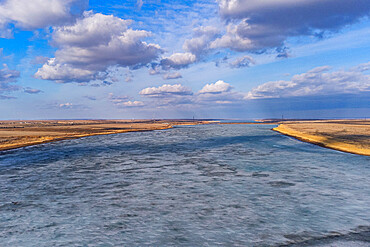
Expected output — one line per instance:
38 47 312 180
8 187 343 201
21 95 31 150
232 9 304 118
2 119 369 155
273 120 370 156
0 119 213 152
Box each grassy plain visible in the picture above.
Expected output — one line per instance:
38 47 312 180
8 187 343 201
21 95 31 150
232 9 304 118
1 119 369 156
272 120 370 156
0 119 213 151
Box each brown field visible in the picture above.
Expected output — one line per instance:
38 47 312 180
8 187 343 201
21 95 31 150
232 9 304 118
0 119 214 151
272 120 370 156
1 119 369 156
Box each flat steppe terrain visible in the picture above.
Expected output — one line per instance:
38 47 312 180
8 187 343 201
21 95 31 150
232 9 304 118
1 119 369 156
0 119 214 151
272 119 370 156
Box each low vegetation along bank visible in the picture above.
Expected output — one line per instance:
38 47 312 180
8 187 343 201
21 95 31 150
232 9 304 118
0 120 213 151
273 120 370 156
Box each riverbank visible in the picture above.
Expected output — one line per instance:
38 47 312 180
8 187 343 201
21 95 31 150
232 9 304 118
273 120 370 156
0 120 214 152
2 119 369 156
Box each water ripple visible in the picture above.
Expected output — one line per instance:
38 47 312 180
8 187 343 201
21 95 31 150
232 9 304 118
0 124 369 246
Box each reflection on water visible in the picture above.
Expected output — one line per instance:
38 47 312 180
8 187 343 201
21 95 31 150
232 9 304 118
0 124 369 246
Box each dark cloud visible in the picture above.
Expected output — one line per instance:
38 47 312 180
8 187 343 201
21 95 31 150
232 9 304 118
275 47 291 58
108 93 130 104
183 26 219 56
0 0 87 38
248 93 370 116
156 26 219 72
0 95 16 100
229 55 255 68
84 96 97 101
24 88 42 94
0 64 20 83
215 0 370 51
0 64 20 98
163 72 182 80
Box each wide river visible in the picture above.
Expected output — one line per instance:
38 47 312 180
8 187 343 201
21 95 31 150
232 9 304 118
0 124 369 246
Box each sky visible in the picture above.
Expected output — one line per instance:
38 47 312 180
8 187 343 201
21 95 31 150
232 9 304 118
0 0 369 120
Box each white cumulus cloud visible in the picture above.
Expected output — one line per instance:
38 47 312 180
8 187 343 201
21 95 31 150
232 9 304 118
199 80 232 94
197 80 244 105
210 23 254 52
59 102 73 108
160 52 196 70
246 63 370 99
140 84 192 97
138 81 245 107
35 11 162 83
121 101 145 107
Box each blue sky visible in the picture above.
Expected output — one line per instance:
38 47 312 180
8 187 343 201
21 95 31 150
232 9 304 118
0 0 369 119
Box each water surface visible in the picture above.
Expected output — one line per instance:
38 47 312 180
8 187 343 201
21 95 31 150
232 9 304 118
0 124 369 246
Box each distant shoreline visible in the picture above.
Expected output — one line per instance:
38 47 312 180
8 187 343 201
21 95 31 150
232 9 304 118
1 119 369 156
0 120 215 152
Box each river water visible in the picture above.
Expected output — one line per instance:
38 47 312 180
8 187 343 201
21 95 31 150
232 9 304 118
0 124 369 246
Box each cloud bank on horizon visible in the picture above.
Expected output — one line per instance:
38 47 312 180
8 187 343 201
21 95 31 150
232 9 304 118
246 63 370 99
0 0 369 119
